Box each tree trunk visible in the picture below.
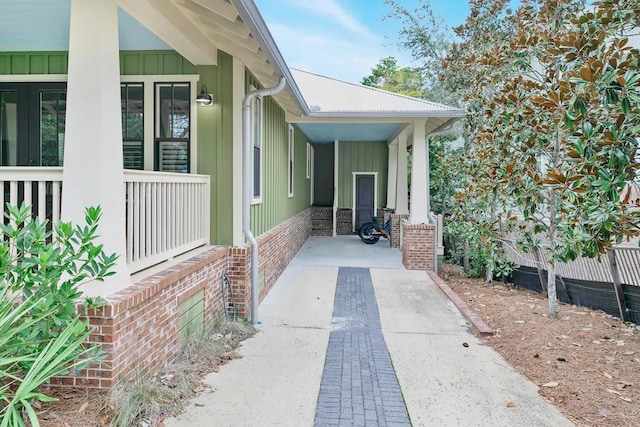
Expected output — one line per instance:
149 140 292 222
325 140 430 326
485 257 493 287
463 239 470 275
547 262 558 318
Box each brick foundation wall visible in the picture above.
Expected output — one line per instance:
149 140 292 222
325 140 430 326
311 207 333 236
336 208 353 235
390 214 409 248
255 208 312 303
401 220 436 271
51 208 312 390
51 247 230 389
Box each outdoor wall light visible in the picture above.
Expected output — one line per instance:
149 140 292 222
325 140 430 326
196 85 213 106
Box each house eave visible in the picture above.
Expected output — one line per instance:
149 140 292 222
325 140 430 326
305 110 467 119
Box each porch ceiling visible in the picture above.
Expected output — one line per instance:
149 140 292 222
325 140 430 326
298 123 402 144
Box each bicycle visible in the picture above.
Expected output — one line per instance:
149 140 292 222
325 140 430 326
358 216 391 244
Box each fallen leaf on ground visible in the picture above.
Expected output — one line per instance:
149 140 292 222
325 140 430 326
604 372 613 380
543 381 559 388
77 402 89 413
506 401 516 407
598 408 612 417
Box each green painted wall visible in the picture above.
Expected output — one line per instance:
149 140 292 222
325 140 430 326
120 51 197 75
0 51 197 75
0 52 69 74
338 141 388 209
247 72 311 237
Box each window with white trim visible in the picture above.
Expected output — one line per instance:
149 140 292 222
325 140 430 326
155 82 190 173
251 88 263 202
288 124 295 197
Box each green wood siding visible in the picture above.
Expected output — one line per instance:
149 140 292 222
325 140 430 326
196 52 233 245
247 72 311 237
0 52 69 74
338 141 388 209
120 51 197 75
196 52 232 245
0 51 197 75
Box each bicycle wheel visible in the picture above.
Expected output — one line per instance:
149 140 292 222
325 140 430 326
358 223 380 244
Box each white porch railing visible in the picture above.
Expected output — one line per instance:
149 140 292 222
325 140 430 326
124 170 210 273
0 168 210 274
0 167 63 225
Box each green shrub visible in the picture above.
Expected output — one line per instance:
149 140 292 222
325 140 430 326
0 203 116 427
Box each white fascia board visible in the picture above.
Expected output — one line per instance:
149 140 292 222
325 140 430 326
305 110 467 119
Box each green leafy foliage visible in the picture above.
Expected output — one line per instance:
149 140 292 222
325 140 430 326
362 56 427 98
0 203 116 426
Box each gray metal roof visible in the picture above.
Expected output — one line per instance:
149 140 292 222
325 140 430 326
290 69 465 118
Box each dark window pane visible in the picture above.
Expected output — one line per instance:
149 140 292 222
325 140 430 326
125 84 144 139
253 146 260 197
0 91 18 166
40 91 65 166
157 84 173 139
158 140 189 173
121 83 144 169
123 141 143 170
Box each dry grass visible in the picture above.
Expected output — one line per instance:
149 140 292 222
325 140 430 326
39 315 256 427
441 263 640 427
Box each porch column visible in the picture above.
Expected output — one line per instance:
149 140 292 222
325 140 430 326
62 0 129 295
395 133 409 215
333 140 339 236
386 140 398 209
409 120 429 224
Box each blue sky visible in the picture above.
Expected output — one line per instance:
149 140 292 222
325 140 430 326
254 0 473 84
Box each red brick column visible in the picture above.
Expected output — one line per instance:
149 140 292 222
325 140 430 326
228 246 252 318
401 220 435 271
390 214 409 248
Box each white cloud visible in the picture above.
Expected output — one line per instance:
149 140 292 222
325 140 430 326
269 23 409 84
284 0 375 39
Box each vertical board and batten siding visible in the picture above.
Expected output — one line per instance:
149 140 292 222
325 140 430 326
119 51 197 75
246 72 310 237
0 51 197 75
338 141 388 209
0 52 69 74
197 51 232 245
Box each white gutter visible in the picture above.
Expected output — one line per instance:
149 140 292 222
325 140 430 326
243 76 287 325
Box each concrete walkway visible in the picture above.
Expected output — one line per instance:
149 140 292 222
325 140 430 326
166 236 574 427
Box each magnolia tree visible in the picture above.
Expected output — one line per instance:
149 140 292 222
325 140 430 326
440 0 520 284
444 0 640 317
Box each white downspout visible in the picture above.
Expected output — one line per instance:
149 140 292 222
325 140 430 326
243 76 286 325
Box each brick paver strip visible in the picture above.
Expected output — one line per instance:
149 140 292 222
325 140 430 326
314 267 411 427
